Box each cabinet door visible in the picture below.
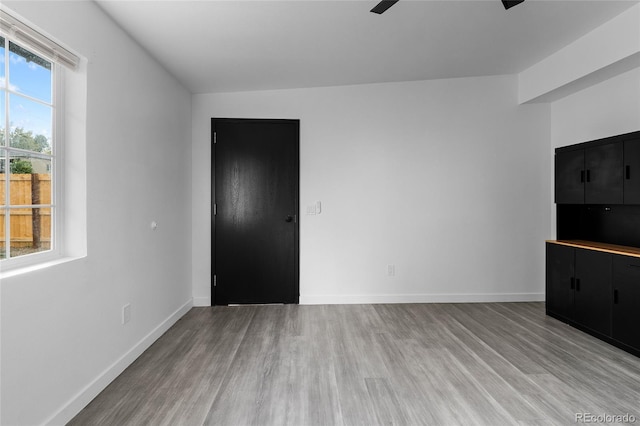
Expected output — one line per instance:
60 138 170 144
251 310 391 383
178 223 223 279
612 255 640 350
585 142 623 204
624 139 640 204
546 243 575 320
574 248 612 336
555 150 584 204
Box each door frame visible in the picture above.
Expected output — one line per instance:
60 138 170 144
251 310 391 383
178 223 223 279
211 118 300 305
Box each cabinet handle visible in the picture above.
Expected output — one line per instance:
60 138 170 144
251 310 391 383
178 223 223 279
575 278 581 291
626 165 631 180
580 170 585 183
586 170 591 183
570 277 575 290
613 289 619 304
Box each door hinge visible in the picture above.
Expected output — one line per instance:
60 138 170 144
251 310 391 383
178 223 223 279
214 275 217 287
214 131 217 144
213 203 217 216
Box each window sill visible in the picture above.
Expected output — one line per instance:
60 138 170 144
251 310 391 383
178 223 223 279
0 254 85 279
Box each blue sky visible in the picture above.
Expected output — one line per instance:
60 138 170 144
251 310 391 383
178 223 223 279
1 38 53 147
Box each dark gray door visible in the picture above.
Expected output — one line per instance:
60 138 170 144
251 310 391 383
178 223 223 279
585 142 623 204
555 149 585 204
574 248 612 336
212 118 299 305
612 255 640 350
546 243 575 321
624 138 640 204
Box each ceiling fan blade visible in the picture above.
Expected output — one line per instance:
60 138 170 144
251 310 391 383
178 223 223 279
371 0 522 15
370 0 399 14
502 0 525 10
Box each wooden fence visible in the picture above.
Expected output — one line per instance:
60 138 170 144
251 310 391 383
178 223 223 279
0 173 51 248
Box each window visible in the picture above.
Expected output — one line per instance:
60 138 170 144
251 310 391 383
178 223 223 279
0 35 55 261
0 9 79 266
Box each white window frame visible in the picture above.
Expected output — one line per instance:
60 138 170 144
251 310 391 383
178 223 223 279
0 8 77 271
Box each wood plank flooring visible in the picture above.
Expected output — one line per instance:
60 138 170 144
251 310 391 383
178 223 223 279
68 303 640 425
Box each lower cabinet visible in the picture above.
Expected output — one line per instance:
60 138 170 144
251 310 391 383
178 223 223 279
574 249 612 336
545 243 611 337
546 242 640 356
545 243 575 321
612 256 640 351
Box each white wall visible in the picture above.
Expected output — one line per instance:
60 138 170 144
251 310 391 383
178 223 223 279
551 67 640 148
0 2 193 425
192 75 551 305
519 3 640 103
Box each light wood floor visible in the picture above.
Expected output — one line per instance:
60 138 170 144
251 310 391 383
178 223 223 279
69 303 640 425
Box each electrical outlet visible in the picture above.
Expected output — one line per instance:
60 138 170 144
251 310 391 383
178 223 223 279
122 303 131 325
387 264 395 276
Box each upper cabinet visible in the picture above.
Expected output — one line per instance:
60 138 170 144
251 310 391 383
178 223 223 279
624 139 640 204
555 131 640 205
555 149 585 204
585 142 623 204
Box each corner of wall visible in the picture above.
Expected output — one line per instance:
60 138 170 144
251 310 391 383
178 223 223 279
43 300 193 425
518 3 640 104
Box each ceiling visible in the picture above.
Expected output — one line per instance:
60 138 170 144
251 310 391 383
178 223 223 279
96 0 638 94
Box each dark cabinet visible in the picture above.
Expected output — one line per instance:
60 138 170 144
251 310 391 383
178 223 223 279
549 131 640 357
624 139 640 204
584 143 623 204
545 243 612 337
545 243 575 320
573 248 612 336
555 150 585 204
555 142 624 204
612 255 640 351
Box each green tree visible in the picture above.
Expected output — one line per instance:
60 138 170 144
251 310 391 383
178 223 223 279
34 134 51 154
9 127 50 153
10 158 33 174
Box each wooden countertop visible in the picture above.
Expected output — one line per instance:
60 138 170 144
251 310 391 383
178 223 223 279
547 240 640 258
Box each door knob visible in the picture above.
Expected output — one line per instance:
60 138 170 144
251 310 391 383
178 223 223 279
285 215 294 222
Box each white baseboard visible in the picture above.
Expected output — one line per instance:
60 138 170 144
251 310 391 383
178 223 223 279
44 299 193 426
192 296 211 307
191 293 544 306
299 293 545 305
